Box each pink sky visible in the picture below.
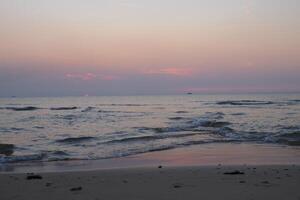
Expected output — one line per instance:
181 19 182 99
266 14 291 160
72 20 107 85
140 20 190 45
0 0 299 96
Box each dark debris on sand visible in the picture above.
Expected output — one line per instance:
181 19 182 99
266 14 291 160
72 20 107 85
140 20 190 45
223 170 245 175
70 186 82 191
173 183 183 188
45 182 52 187
26 174 43 180
261 181 270 184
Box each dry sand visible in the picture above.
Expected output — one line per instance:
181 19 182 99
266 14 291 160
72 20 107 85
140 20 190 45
1 165 299 200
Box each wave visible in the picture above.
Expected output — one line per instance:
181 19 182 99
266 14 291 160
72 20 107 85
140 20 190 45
81 107 95 112
0 127 27 133
56 136 96 144
0 140 233 163
289 99 300 102
231 112 246 116
284 100 300 106
54 114 78 121
0 153 45 163
93 138 237 160
98 110 144 114
169 117 185 120
98 110 119 113
97 104 149 107
138 121 230 134
201 121 231 128
137 127 190 133
273 131 300 146
104 132 207 144
216 100 274 106
105 140 229 159
2 106 41 111
49 150 69 156
0 149 73 164
175 111 189 113
50 107 78 110
33 126 45 129
1 130 299 164
102 138 243 160
132 111 300 147
202 112 225 119
275 125 300 130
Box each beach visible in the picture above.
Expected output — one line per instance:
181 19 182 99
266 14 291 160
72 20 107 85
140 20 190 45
1 0 299 199
1 165 300 200
1 143 300 200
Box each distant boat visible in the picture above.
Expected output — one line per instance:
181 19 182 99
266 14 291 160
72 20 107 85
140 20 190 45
186 92 193 95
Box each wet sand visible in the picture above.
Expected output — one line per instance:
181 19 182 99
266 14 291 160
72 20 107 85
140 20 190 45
1 143 299 173
1 165 299 200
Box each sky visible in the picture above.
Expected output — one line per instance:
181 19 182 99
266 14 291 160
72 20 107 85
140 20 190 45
0 0 299 97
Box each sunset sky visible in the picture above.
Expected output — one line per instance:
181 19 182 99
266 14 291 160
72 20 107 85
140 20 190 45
0 0 299 97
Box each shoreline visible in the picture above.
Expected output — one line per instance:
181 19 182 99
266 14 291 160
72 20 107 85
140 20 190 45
1 143 299 199
1 142 300 173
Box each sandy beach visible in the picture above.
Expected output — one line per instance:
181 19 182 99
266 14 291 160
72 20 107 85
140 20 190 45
1 0 299 199
1 143 300 199
1 165 299 200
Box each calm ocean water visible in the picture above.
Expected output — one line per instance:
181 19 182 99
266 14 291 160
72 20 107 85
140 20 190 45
0 94 300 163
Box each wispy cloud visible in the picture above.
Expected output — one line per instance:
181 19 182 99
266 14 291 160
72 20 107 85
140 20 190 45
143 68 193 76
65 73 97 81
65 73 119 81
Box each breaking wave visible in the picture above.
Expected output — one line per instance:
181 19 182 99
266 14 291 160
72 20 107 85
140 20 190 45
269 131 300 146
81 107 95 112
104 132 209 144
0 153 45 163
56 136 96 144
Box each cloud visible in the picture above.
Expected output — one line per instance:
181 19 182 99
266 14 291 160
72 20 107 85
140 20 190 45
65 73 119 81
143 68 193 76
65 73 97 81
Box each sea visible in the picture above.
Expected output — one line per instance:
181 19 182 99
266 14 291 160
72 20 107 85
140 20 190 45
0 94 300 164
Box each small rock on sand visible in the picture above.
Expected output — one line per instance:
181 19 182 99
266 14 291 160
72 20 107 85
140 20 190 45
46 182 52 187
26 175 42 180
173 183 183 188
223 170 245 175
70 187 82 191
261 181 270 184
